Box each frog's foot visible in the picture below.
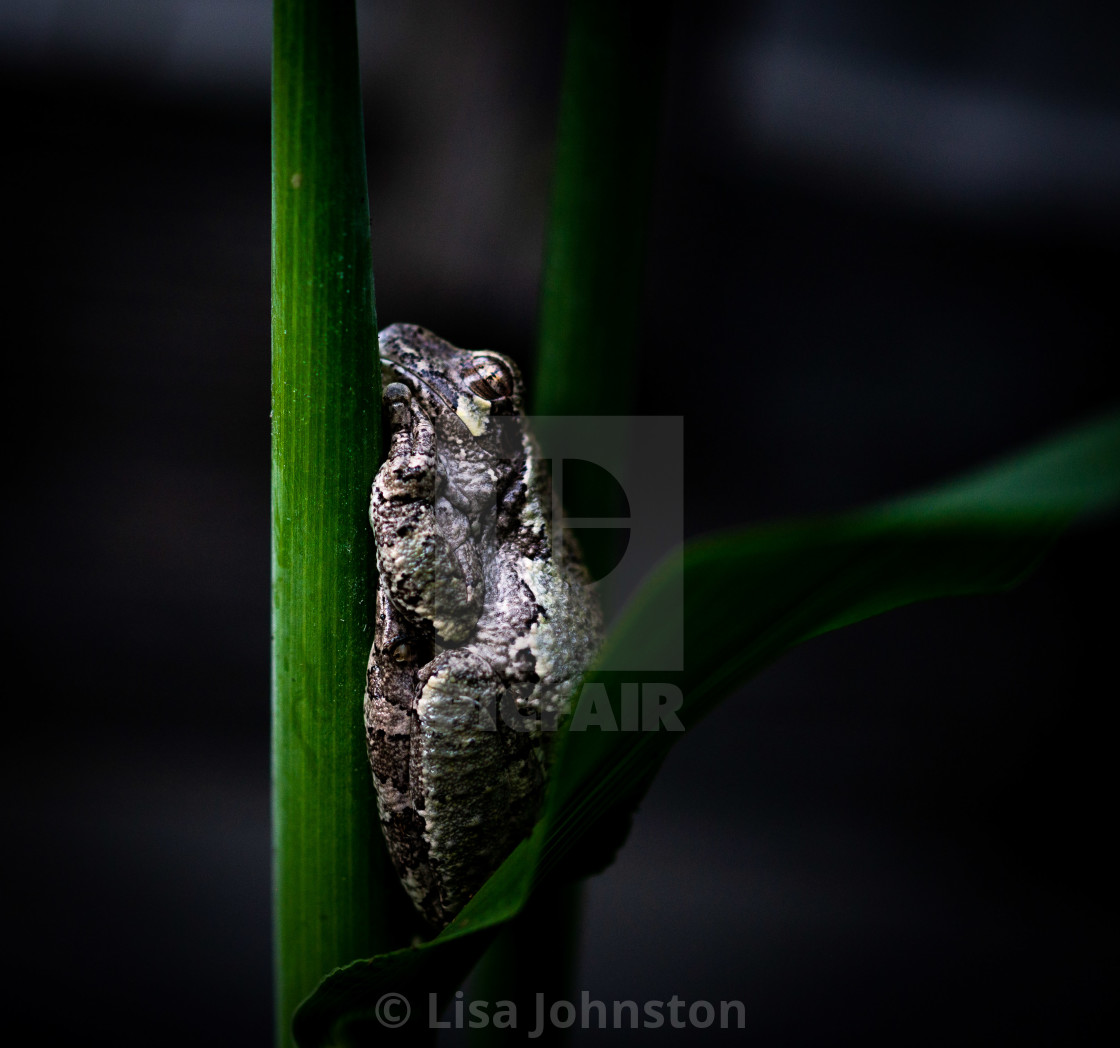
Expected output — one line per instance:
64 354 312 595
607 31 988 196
378 382 436 502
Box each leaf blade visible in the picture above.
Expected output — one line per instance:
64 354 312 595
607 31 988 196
293 409 1120 1046
272 2 383 1044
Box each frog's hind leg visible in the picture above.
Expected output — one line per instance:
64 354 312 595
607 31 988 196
411 649 544 926
365 584 442 919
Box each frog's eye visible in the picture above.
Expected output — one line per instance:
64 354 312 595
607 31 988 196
390 641 412 663
463 355 514 400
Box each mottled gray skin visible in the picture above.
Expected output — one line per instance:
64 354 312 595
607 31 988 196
365 324 602 928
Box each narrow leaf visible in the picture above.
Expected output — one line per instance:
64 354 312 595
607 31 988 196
272 1 382 1045
293 412 1120 1044
533 0 668 418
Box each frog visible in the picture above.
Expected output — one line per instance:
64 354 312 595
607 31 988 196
364 323 602 928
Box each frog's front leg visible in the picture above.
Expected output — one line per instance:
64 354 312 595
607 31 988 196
409 647 545 925
371 383 483 645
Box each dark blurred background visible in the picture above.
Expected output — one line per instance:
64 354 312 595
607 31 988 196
2 1 1116 1044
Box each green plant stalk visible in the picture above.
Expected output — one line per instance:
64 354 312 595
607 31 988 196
271 1 381 1044
471 2 670 1041
534 0 668 417
535 0 669 593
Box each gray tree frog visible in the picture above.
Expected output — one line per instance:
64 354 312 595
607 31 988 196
365 324 602 928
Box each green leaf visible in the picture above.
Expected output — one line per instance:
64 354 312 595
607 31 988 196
292 412 1120 1045
533 0 667 418
271 2 385 1045
531 0 669 590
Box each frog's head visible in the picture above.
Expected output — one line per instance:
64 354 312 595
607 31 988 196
378 323 527 461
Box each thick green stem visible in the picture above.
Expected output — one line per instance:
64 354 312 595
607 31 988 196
534 0 669 417
271 1 382 1044
533 0 669 589
468 3 671 1041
